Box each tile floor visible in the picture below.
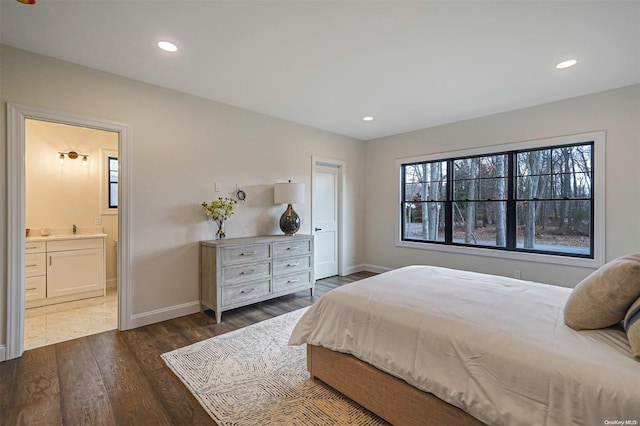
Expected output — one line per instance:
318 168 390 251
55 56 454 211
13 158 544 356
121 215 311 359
24 288 118 350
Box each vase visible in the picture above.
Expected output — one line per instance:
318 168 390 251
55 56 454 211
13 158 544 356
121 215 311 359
215 219 226 240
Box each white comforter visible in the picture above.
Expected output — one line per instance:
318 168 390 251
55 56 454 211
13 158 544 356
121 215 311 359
289 265 640 426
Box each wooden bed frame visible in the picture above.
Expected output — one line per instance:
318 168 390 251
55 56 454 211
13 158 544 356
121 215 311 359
307 345 485 426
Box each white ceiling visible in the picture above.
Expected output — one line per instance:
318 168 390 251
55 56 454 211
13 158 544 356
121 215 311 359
1 1 639 141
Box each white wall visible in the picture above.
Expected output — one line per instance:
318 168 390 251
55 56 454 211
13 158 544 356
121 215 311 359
25 120 119 285
0 45 366 347
364 84 640 287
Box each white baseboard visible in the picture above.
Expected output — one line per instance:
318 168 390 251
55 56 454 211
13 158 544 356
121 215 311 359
343 264 392 275
106 278 117 289
129 301 201 329
343 264 366 275
0 344 6 362
361 264 393 274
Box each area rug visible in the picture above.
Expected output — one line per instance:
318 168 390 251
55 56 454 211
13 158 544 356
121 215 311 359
161 308 388 426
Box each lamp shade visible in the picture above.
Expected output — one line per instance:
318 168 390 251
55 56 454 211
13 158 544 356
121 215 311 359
274 182 305 205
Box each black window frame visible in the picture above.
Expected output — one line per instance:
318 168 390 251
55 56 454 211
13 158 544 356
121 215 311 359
400 141 594 259
108 156 118 209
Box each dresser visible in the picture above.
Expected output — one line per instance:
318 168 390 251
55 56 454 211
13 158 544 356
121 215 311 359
200 235 314 322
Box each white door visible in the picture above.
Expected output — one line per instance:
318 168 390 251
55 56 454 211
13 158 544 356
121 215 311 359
313 165 339 279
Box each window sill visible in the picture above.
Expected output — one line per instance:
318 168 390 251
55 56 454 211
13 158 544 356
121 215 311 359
395 240 603 269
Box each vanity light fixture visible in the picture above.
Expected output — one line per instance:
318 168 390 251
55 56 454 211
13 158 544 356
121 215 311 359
58 151 89 165
363 116 374 121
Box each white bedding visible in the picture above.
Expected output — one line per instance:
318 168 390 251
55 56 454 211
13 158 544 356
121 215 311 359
289 265 640 426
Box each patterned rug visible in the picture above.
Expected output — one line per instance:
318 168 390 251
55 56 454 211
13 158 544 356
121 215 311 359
161 308 388 426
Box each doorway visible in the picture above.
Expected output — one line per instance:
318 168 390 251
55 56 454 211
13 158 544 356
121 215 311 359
24 119 119 350
6 103 131 360
312 157 344 280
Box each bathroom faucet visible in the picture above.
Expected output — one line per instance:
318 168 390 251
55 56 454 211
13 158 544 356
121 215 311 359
73 224 77 234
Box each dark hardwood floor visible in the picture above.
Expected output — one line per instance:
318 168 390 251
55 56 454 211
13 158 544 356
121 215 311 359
0 272 375 426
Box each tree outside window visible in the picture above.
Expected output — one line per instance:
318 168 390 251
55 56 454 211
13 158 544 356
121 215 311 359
401 141 593 258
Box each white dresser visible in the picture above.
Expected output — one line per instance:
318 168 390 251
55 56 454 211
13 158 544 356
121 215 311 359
200 235 314 322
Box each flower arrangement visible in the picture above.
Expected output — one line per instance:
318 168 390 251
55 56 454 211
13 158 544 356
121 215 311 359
202 197 237 221
202 197 237 239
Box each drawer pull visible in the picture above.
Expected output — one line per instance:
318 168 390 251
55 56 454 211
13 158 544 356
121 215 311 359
240 288 255 294
25 264 37 267
287 263 300 267
26 287 37 291
286 246 299 250
287 279 300 284
26 246 38 250
239 251 255 256
239 269 255 276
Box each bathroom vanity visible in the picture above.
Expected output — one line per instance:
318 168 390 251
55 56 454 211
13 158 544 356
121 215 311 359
25 233 106 308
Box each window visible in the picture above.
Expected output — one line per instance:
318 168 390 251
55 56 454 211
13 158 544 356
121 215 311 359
101 149 118 214
108 156 118 208
399 132 603 264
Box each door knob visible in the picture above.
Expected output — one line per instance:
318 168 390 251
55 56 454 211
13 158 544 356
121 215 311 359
315 227 322 231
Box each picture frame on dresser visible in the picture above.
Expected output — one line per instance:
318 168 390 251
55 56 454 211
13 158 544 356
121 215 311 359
199 235 314 322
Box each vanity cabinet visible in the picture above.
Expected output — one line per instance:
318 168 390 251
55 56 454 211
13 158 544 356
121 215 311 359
25 241 46 301
200 235 314 323
25 236 106 308
47 238 105 298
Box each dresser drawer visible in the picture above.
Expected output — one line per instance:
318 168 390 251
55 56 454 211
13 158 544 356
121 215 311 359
25 253 46 277
273 271 312 293
273 255 311 276
222 280 271 306
223 261 271 285
274 239 312 258
25 275 46 301
25 241 46 254
221 244 271 265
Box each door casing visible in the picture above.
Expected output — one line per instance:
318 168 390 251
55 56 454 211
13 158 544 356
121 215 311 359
5 103 132 360
311 156 345 278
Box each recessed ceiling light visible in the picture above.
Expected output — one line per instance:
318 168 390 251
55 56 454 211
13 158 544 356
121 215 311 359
363 116 374 121
556 59 577 69
157 41 178 52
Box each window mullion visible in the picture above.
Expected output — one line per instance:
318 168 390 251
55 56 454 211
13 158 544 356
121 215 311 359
506 152 516 250
445 159 453 243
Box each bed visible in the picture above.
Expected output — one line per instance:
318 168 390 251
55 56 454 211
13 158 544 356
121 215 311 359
289 265 640 426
